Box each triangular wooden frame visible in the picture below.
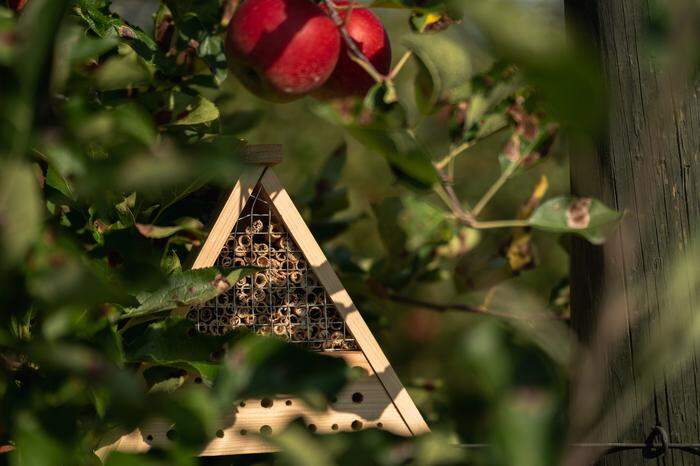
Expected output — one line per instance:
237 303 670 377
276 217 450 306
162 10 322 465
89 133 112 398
99 150 428 458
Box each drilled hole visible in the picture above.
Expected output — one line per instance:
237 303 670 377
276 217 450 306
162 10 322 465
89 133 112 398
166 429 177 441
261 398 273 408
146 434 153 441
240 429 247 436
216 429 224 438
194 377 203 384
377 422 384 428
308 424 317 433
285 400 292 406
351 420 363 431
331 424 339 431
260 425 272 436
239 401 246 407
352 392 364 403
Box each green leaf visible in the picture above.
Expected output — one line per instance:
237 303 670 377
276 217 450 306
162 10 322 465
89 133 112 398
122 267 255 319
10 413 67 466
214 335 351 409
528 197 622 244
348 128 438 189
94 45 154 91
403 30 472 113
135 217 204 239
0 161 42 268
171 96 220 126
123 317 234 382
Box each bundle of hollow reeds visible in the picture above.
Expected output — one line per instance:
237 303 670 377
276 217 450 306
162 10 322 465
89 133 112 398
187 189 357 351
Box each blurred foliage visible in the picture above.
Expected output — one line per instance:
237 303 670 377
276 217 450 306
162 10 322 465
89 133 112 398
8 0 693 465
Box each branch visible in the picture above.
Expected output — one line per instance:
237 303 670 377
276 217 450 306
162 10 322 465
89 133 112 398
386 293 569 321
322 0 385 83
472 157 521 217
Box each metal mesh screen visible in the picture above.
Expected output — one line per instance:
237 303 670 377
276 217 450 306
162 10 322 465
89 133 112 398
187 184 358 351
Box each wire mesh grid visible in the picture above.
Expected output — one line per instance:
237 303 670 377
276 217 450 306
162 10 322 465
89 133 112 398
187 184 358 351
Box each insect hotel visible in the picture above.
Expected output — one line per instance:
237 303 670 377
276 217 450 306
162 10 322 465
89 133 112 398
100 145 428 456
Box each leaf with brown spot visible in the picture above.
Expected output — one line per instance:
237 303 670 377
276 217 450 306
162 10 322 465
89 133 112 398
528 196 622 244
121 267 256 320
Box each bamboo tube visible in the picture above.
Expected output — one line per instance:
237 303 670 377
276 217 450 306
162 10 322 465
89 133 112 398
256 326 271 336
252 288 267 303
234 245 247 257
236 290 251 303
279 237 291 251
289 271 302 284
295 258 307 270
237 235 252 248
216 293 232 306
219 254 233 268
308 306 323 320
208 321 224 335
253 243 269 254
233 257 247 268
273 308 288 321
245 219 264 234
269 223 284 240
329 320 344 331
229 315 241 327
200 308 212 322
273 324 287 336
256 314 270 326
253 272 268 289
307 291 323 305
242 314 256 326
292 326 307 341
255 255 270 268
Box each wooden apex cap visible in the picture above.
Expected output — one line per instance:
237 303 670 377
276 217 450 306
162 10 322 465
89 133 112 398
243 144 283 166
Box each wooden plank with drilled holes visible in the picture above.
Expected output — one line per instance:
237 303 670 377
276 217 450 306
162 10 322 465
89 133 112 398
260 169 430 436
95 352 411 457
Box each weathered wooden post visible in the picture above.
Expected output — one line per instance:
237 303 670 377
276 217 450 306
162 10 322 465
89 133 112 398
565 0 700 464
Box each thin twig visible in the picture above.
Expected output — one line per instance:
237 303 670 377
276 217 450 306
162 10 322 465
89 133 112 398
435 123 510 170
435 140 475 171
389 50 413 80
387 294 569 321
471 158 520 217
323 0 385 82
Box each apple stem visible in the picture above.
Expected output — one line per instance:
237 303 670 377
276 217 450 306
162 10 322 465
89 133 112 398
322 0 386 83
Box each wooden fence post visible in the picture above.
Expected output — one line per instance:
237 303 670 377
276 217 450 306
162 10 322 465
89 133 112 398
565 0 700 464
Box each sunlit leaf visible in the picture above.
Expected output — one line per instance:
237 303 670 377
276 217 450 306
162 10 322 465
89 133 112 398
122 267 256 319
528 197 622 244
0 161 42 268
171 96 220 126
403 30 472 113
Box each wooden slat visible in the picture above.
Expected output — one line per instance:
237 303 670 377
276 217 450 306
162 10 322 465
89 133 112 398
260 169 430 436
96 352 411 458
243 144 283 166
191 166 265 269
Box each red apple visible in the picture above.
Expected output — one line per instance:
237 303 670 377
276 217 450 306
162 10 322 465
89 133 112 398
7 0 27 11
314 1 391 99
225 0 341 102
